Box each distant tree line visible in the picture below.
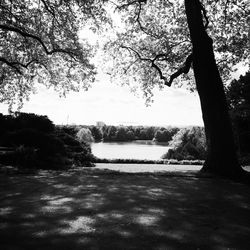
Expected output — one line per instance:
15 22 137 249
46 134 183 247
56 124 180 144
78 125 179 144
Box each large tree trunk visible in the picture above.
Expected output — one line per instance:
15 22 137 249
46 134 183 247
184 0 244 177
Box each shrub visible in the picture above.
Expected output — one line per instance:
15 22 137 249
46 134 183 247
76 128 94 144
162 127 207 160
2 128 65 156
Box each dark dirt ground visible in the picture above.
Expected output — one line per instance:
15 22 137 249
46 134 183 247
0 166 250 250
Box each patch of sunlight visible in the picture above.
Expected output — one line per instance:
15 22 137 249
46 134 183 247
96 213 108 219
71 186 82 193
118 230 133 237
147 208 165 215
77 237 92 244
48 197 73 206
160 230 185 240
0 207 13 215
60 216 96 234
132 207 143 212
53 184 67 189
41 205 72 213
111 212 124 219
136 214 159 226
40 195 63 201
21 213 36 219
146 188 164 198
109 186 119 192
85 184 97 189
5 192 21 197
81 194 105 209
34 231 47 237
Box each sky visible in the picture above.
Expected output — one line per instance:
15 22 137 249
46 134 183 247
0 73 203 127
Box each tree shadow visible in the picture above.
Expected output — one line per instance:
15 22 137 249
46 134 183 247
0 169 250 249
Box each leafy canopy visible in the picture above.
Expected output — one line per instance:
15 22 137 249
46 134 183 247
102 0 249 102
0 0 249 107
0 0 109 108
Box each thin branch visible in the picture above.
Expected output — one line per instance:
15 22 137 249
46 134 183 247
116 0 146 10
123 58 140 74
121 45 151 62
120 45 193 87
166 0 176 19
40 0 55 17
0 24 77 58
121 45 168 84
199 1 209 29
135 1 159 39
0 57 22 74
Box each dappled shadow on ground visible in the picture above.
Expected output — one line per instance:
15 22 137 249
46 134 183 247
0 168 250 249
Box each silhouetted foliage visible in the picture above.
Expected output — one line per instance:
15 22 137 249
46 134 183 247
0 113 94 169
0 0 109 108
226 72 250 163
90 126 103 142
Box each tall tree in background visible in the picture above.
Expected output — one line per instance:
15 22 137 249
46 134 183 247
0 0 108 108
104 0 249 177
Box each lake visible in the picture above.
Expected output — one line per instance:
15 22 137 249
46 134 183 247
91 141 171 160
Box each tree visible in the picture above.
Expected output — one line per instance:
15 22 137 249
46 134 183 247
103 0 249 177
226 72 250 156
105 125 117 141
90 126 103 142
154 129 172 142
0 0 108 108
116 126 128 141
76 128 94 144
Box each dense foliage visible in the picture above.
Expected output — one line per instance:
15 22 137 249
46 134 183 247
0 0 109 108
103 0 249 101
162 126 206 160
0 112 94 169
76 128 94 144
226 72 250 163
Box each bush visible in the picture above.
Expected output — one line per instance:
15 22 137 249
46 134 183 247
2 128 65 156
76 128 94 144
162 127 207 160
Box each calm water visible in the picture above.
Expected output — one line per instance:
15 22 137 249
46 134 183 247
91 141 171 160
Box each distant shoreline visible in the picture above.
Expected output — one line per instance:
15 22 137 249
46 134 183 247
93 157 205 165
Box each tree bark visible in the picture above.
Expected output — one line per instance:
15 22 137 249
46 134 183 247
184 0 244 177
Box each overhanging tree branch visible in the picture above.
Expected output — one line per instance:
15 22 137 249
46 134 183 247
0 57 22 74
40 0 56 17
166 53 193 86
121 45 193 87
0 24 77 58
